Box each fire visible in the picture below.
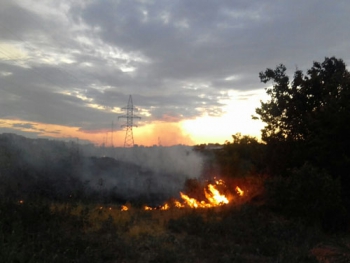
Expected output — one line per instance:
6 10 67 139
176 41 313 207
178 183 229 208
121 205 128 211
142 179 244 211
215 178 225 185
205 184 229 205
174 200 185 208
235 186 244 196
143 203 170 210
160 203 169 210
180 192 210 208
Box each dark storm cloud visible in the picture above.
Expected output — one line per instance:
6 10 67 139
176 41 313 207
1 0 350 140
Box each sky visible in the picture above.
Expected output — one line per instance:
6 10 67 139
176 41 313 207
0 0 349 146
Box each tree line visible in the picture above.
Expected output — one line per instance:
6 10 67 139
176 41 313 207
207 57 350 231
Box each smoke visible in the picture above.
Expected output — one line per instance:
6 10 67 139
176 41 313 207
116 146 202 175
81 145 204 203
0 133 204 204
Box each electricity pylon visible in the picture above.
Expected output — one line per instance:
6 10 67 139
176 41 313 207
118 95 141 147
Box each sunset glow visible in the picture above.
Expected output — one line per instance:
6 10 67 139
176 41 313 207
0 89 268 146
181 90 269 144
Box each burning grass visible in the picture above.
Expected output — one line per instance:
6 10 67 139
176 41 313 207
0 175 345 263
140 178 246 211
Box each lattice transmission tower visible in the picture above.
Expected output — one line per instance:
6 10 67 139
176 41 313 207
118 95 141 147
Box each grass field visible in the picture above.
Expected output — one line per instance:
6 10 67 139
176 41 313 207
2 194 350 263
1 175 350 263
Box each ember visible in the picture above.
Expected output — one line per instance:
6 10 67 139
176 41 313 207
235 186 244 196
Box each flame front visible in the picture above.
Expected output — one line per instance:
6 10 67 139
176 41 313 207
178 182 228 208
121 205 128 211
179 192 214 208
144 204 170 210
143 179 243 210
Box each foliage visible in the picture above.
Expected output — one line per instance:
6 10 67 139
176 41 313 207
215 133 266 178
255 57 350 143
265 163 347 231
255 57 350 168
255 57 350 209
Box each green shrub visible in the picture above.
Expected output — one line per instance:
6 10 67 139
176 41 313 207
265 163 347 231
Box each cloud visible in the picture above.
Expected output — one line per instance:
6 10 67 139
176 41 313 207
1 0 350 144
12 122 36 129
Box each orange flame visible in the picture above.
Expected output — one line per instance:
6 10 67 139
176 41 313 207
215 179 225 185
143 203 170 210
205 184 229 205
143 179 243 210
174 200 185 208
180 192 207 208
235 186 244 196
160 203 169 210
121 205 128 211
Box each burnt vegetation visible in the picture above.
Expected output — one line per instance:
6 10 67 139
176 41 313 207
2 57 350 262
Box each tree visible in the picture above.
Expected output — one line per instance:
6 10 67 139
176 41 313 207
216 133 265 177
255 57 350 206
256 57 350 143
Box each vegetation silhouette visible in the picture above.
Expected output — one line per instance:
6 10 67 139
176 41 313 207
255 56 350 229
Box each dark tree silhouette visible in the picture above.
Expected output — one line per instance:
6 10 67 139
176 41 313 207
256 57 350 143
255 57 350 206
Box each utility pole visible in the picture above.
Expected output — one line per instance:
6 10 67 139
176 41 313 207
118 95 141 147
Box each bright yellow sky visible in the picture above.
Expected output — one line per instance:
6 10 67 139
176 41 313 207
182 89 268 144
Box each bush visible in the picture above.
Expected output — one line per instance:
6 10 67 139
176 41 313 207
265 163 347 231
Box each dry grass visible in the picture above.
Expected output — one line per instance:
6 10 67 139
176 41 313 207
2 176 347 263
